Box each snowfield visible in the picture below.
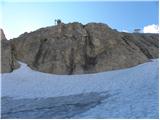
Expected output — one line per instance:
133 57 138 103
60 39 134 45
1 59 159 118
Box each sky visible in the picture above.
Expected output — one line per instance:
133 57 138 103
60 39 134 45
0 0 159 39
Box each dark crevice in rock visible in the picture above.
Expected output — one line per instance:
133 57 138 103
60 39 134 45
83 55 97 71
82 30 97 72
10 47 15 72
122 36 130 46
4 41 20 73
86 33 95 49
42 49 49 64
144 37 159 48
139 37 153 47
33 38 47 68
136 35 158 48
147 40 159 48
68 48 76 75
140 47 153 59
133 41 153 59
121 36 136 51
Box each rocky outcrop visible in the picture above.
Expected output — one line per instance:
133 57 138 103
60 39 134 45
9 22 159 74
1 29 20 73
0 29 7 40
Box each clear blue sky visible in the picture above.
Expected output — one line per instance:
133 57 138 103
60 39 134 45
0 0 159 39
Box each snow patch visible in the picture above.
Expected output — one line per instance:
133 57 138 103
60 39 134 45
1 59 158 99
1 59 159 118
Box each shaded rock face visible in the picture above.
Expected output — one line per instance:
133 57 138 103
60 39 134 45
0 29 7 40
1 29 20 73
10 22 159 74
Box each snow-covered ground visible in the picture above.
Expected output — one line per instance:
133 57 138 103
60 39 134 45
1 59 159 118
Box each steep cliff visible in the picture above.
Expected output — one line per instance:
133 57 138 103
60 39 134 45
3 22 158 74
1 29 20 73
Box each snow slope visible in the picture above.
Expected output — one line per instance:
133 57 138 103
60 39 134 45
1 59 159 118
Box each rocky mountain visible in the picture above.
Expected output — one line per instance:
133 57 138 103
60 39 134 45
1 29 20 73
1 22 159 74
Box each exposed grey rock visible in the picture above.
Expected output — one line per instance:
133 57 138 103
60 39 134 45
1 29 20 73
0 29 7 40
10 22 158 74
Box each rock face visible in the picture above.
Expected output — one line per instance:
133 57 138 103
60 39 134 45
1 29 20 73
9 22 159 74
0 29 7 40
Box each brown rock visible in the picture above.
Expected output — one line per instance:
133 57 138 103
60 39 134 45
10 22 158 74
1 29 20 73
0 29 7 40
